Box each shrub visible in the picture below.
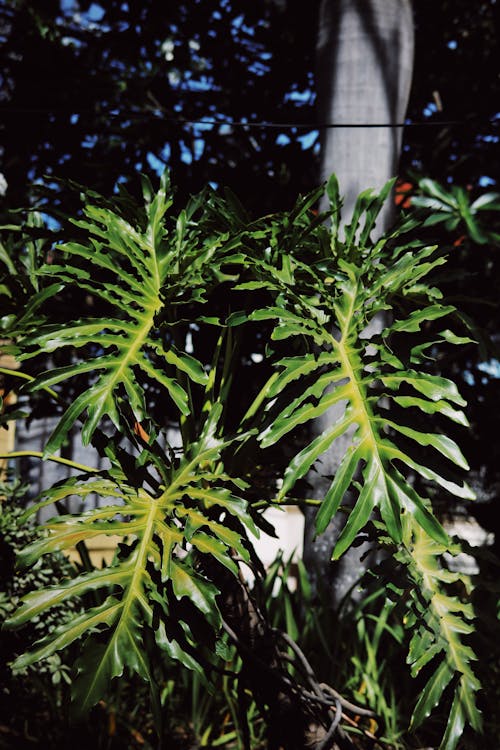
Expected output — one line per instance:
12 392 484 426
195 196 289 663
0 173 483 749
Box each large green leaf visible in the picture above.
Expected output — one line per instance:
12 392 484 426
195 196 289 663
397 517 482 748
241 181 482 746
15 174 221 453
6 411 255 712
258 245 472 554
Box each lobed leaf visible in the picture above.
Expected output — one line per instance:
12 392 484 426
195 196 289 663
6 415 255 710
15 179 216 449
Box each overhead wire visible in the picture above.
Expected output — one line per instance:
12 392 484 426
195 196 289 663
0 106 497 130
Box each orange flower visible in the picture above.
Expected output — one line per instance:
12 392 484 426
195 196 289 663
395 179 413 209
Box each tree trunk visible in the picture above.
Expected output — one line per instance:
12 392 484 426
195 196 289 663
317 0 414 227
304 0 415 608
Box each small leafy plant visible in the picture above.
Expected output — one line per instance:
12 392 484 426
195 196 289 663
411 176 500 245
0 172 482 749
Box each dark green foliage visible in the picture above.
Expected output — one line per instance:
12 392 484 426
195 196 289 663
0 479 78 671
0 479 77 747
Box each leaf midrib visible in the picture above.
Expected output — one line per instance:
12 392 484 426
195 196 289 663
104 224 165 393
79 497 161 704
334 277 385 490
110 291 162 399
415 540 474 679
107 217 164 391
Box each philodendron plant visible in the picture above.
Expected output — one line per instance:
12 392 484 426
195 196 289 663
0 172 481 749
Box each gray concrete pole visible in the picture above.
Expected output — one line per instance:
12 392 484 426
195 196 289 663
317 0 414 228
304 0 415 607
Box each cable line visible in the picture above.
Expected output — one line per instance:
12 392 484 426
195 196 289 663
0 107 496 130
